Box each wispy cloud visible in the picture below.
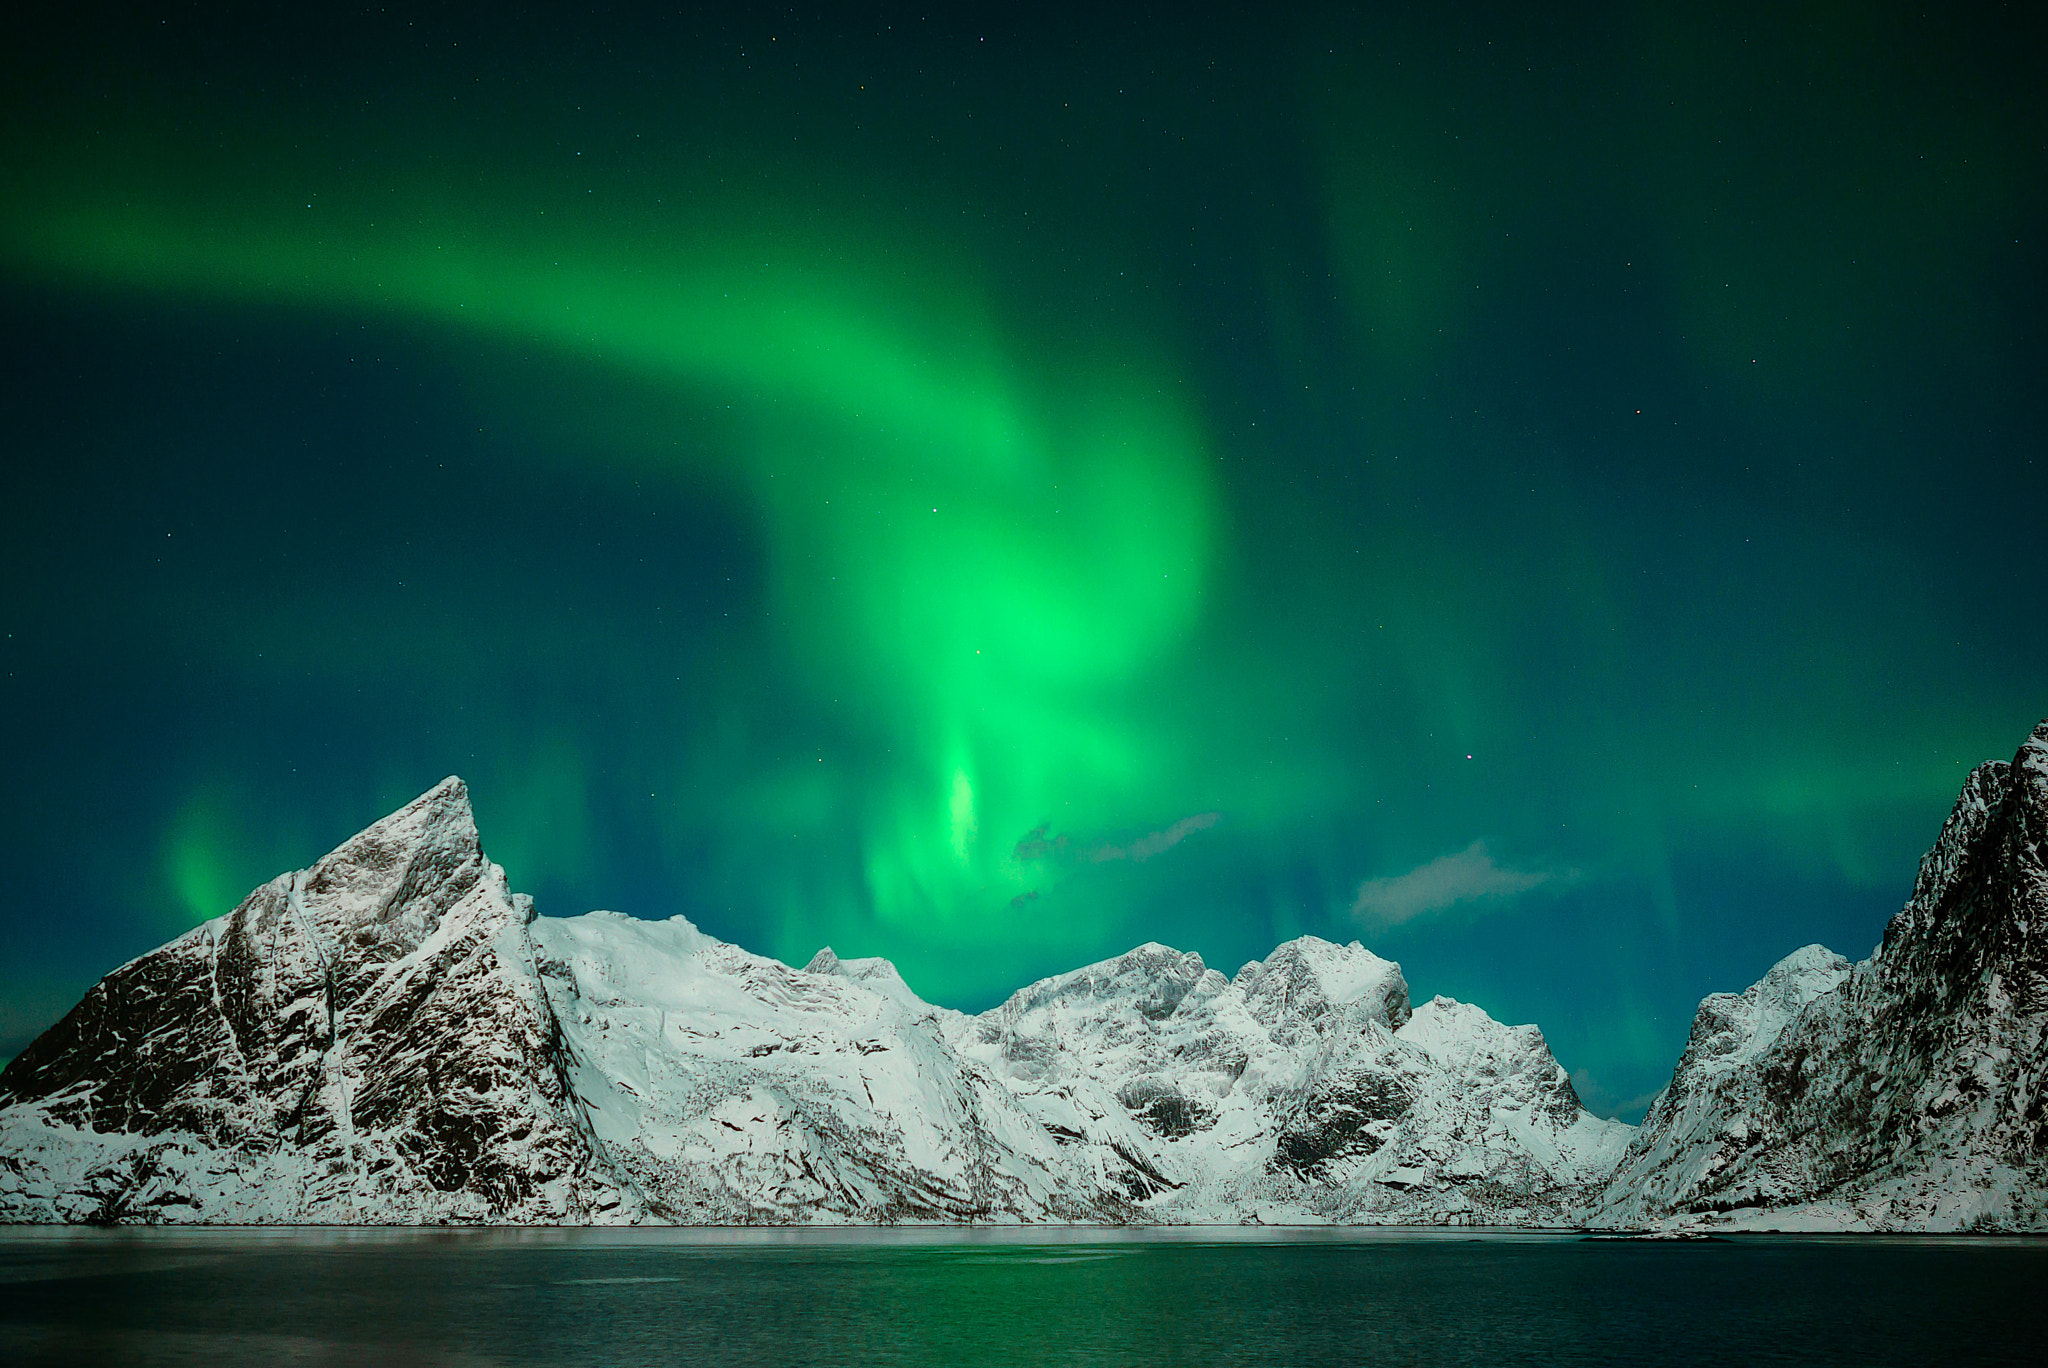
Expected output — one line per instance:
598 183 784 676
1350 840 1567 929
1014 812 1221 867
1095 811 1221 863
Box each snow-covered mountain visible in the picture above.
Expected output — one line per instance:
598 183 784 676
945 940 1628 1225
0 780 620 1222
5 717 2044 1227
0 778 1622 1224
0 780 642 1223
528 912 1129 1223
1594 719 2048 1232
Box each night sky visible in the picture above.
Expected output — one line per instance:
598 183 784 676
4 2 2043 1117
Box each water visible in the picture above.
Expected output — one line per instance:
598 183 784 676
2 1226 2043 1366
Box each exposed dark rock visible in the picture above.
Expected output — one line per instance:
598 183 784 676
1272 1070 1415 1179
1115 1079 1216 1138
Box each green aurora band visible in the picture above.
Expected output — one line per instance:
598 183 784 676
3 6 2040 1108
6 127 1233 965
2 120 2008 961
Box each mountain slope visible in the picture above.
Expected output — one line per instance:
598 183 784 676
0 781 1136 1224
1595 720 2048 1231
530 912 1131 1222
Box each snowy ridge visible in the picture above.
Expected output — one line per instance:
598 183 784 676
533 912 1127 1222
1587 945 1853 1224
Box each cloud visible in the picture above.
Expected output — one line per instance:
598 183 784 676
1096 811 1221 863
1014 812 1221 867
1350 839 1566 928
1013 824 1068 862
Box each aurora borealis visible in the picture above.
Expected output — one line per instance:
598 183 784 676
3 3 2042 1115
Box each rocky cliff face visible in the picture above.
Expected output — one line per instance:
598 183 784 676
1595 720 2048 1231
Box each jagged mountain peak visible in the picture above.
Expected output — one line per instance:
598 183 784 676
1390 997 1595 1123
1665 945 1851 1090
802 946 931 1012
1398 996 1544 1065
1878 719 2048 984
1765 942 1855 980
996 941 1214 1022
2015 716 2048 816
293 775 491 945
313 775 475 870
1891 719 2048 954
11 720 2045 1230
1715 945 1856 1060
0 772 597 1221
1234 936 1411 1034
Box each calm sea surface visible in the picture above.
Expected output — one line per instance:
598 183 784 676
2 1226 2042 1366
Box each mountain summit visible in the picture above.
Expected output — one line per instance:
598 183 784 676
0 773 619 1221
